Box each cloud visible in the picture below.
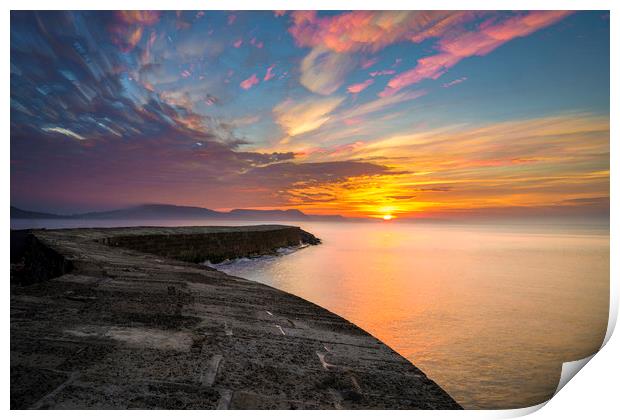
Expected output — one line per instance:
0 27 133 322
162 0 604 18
442 77 468 88
273 96 344 137
381 11 572 96
336 90 427 122
115 11 161 26
299 46 357 95
288 11 476 53
369 69 396 77
234 151 295 165
42 127 86 140
360 57 378 69
264 65 276 81
229 115 261 126
388 195 416 200
250 37 264 48
11 11 606 219
347 79 374 94
379 53 460 96
287 10 571 97
108 11 161 52
240 74 260 90
10 11 292 211
283 113 609 217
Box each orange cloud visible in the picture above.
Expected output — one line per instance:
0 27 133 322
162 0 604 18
240 74 259 90
116 11 161 26
281 113 608 218
273 96 344 137
108 25 144 53
108 11 160 53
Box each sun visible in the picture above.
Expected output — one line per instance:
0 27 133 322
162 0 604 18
382 214 393 221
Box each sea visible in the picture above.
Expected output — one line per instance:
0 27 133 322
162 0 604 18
11 218 610 409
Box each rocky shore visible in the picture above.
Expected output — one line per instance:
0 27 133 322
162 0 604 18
10 225 462 409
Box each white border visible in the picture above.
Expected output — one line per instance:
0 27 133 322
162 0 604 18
3 1 616 418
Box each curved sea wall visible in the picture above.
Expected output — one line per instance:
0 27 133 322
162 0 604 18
10 226 461 409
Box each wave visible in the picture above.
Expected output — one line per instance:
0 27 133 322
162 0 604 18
203 243 309 269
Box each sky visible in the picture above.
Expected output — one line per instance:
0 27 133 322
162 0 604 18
10 11 610 219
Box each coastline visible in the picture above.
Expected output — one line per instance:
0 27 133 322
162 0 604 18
10 226 462 409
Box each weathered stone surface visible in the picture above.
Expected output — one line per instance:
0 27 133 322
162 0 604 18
10 226 462 409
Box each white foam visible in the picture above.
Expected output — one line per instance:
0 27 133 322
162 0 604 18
203 244 308 269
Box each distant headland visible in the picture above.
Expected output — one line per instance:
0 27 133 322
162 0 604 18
10 204 346 222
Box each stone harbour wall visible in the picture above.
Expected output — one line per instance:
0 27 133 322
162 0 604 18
102 226 320 263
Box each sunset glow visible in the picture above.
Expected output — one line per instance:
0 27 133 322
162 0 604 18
10 11 609 220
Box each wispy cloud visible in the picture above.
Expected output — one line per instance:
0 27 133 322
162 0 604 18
42 127 86 140
273 96 345 137
360 57 378 69
284 113 609 217
288 11 476 53
369 69 396 77
442 77 468 88
299 46 357 95
337 90 427 122
381 11 572 96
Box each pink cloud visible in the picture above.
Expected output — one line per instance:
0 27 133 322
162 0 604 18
347 79 374 94
274 11 287 18
227 14 237 25
288 11 477 53
361 57 378 69
233 39 243 48
240 74 259 90
343 118 363 126
250 37 264 48
380 11 572 96
380 53 459 97
264 65 276 81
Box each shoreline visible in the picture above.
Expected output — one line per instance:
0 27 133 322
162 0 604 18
10 226 461 409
